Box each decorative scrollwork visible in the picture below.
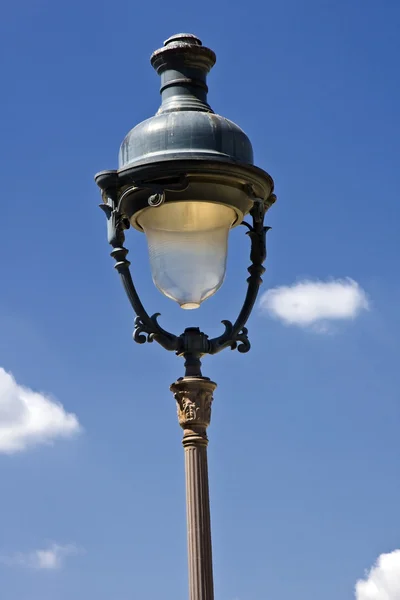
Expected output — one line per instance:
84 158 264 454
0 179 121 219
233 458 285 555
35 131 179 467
215 320 250 353
134 315 154 344
100 187 178 353
133 312 175 346
99 177 274 370
208 194 274 355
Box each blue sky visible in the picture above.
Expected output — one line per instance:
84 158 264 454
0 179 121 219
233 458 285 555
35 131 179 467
0 1 399 599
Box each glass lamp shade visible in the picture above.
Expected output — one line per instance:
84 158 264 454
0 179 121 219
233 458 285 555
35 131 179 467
137 201 236 309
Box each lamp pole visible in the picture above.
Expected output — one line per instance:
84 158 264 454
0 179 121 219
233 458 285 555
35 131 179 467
171 375 216 599
95 33 276 600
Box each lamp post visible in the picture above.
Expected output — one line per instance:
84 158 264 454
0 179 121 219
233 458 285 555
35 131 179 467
95 33 276 600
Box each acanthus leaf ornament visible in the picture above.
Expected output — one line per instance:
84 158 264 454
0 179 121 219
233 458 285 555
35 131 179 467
171 377 217 432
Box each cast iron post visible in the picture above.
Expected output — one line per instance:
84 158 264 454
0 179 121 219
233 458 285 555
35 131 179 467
171 376 217 600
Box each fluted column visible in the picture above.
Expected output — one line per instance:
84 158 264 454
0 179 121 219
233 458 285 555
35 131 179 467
170 376 217 600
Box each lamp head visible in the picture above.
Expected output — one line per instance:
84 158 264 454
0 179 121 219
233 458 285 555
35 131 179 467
95 34 275 309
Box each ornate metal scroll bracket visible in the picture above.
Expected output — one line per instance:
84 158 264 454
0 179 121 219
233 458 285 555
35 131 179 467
242 198 273 285
133 312 173 345
98 173 275 368
99 186 179 353
208 192 276 356
212 320 250 354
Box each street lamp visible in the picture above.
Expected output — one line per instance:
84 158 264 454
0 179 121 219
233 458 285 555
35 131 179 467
95 33 276 600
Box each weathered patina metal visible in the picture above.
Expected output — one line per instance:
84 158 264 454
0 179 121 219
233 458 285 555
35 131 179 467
95 33 276 377
119 33 253 168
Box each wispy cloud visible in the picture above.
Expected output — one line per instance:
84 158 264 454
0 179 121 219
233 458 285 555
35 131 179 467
0 368 81 454
259 278 369 331
355 550 400 600
0 543 82 570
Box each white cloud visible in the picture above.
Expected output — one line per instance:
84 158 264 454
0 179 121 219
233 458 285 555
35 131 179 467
0 543 82 570
355 550 400 600
0 368 81 454
259 278 369 330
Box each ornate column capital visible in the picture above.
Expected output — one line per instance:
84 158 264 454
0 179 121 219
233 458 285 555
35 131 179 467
170 375 216 598
170 377 217 442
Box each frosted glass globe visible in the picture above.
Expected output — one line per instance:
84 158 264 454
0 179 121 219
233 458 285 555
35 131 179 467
137 201 236 309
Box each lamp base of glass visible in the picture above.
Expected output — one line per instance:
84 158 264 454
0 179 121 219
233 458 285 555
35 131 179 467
181 302 200 310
